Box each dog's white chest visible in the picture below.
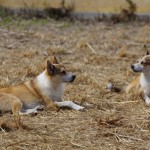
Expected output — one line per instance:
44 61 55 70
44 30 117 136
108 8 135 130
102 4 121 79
36 71 64 101
140 73 150 94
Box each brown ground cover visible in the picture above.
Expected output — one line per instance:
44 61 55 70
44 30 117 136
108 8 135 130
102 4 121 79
0 19 150 149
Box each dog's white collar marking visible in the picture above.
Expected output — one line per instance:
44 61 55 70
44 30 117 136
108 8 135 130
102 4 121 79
37 70 50 89
140 73 150 89
140 73 150 106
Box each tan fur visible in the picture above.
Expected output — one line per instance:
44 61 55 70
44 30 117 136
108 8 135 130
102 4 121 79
0 93 22 115
0 56 84 115
0 70 57 116
107 53 149 95
108 52 150 106
125 75 141 93
107 75 141 94
0 56 72 115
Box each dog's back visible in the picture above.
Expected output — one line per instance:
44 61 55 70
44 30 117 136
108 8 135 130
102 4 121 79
0 82 40 106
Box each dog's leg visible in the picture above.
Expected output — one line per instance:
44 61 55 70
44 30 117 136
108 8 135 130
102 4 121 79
54 101 84 110
37 94 58 111
145 95 150 105
0 93 23 116
35 105 44 111
19 105 44 115
19 108 38 115
12 100 23 116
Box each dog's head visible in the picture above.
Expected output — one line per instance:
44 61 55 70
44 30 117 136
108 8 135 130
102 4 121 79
46 56 76 83
131 51 150 73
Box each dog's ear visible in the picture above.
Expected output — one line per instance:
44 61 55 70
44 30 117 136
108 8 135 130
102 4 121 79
145 57 150 64
51 56 59 64
146 51 149 55
47 60 55 75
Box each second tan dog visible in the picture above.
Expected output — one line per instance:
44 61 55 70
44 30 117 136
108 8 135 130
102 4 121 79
107 51 150 105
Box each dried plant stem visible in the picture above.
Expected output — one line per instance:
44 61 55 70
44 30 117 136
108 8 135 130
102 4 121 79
110 100 139 104
110 132 143 141
0 127 6 133
86 43 97 54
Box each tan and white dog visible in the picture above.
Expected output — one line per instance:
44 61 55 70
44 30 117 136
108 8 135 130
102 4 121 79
0 56 84 115
107 51 150 105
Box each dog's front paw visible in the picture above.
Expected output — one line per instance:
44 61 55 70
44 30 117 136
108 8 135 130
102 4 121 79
74 105 85 111
145 98 150 105
35 105 45 111
29 111 38 116
145 96 150 105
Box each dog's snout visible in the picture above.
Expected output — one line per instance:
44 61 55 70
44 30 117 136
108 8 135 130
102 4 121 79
130 63 143 72
131 65 134 70
62 73 76 83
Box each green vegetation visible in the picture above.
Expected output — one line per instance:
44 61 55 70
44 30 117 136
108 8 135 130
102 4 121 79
0 16 49 29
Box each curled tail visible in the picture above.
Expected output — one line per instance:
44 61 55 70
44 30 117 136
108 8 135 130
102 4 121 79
106 76 141 93
106 83 122 93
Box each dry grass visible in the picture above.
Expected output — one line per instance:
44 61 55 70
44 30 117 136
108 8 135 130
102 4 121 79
0 19 150 149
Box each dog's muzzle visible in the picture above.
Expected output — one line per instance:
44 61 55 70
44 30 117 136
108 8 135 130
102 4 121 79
131 64 142 72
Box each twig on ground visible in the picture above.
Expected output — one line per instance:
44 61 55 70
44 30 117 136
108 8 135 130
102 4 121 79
0 127 6 133
110 132 143 141
110 101 139 104
86 43 97 54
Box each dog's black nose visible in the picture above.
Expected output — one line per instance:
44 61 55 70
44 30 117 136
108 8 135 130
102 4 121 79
70 75 76 82
72 75 76 80
131 65 134 70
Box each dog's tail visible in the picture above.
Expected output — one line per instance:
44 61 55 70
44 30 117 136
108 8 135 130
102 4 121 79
106 83 123 93
106 76 141 93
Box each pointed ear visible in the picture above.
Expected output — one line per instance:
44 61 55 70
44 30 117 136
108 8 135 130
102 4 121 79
47 60 55 75
51 56 59 64
146 51 149 55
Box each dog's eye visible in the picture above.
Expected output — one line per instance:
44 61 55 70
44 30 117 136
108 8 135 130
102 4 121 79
141 61 144 64
61 70 66 74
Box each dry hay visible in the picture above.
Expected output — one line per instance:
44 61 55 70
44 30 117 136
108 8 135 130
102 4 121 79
0 19 150 149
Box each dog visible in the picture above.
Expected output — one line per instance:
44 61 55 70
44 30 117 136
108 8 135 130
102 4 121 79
0 56 84 115
107 51 150 105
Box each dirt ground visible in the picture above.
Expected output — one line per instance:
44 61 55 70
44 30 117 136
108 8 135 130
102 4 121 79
0 19 150 150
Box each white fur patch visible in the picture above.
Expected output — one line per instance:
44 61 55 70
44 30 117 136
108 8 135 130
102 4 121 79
19 108 37 115
54 101 84 110
37 71 50 89
140 73 150 94
145 96 150 105
36 70 65 102
19 105 44 115
140 73 150 106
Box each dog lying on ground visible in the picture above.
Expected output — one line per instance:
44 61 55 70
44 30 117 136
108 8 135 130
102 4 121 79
107 51 150 105
0 56 84 115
